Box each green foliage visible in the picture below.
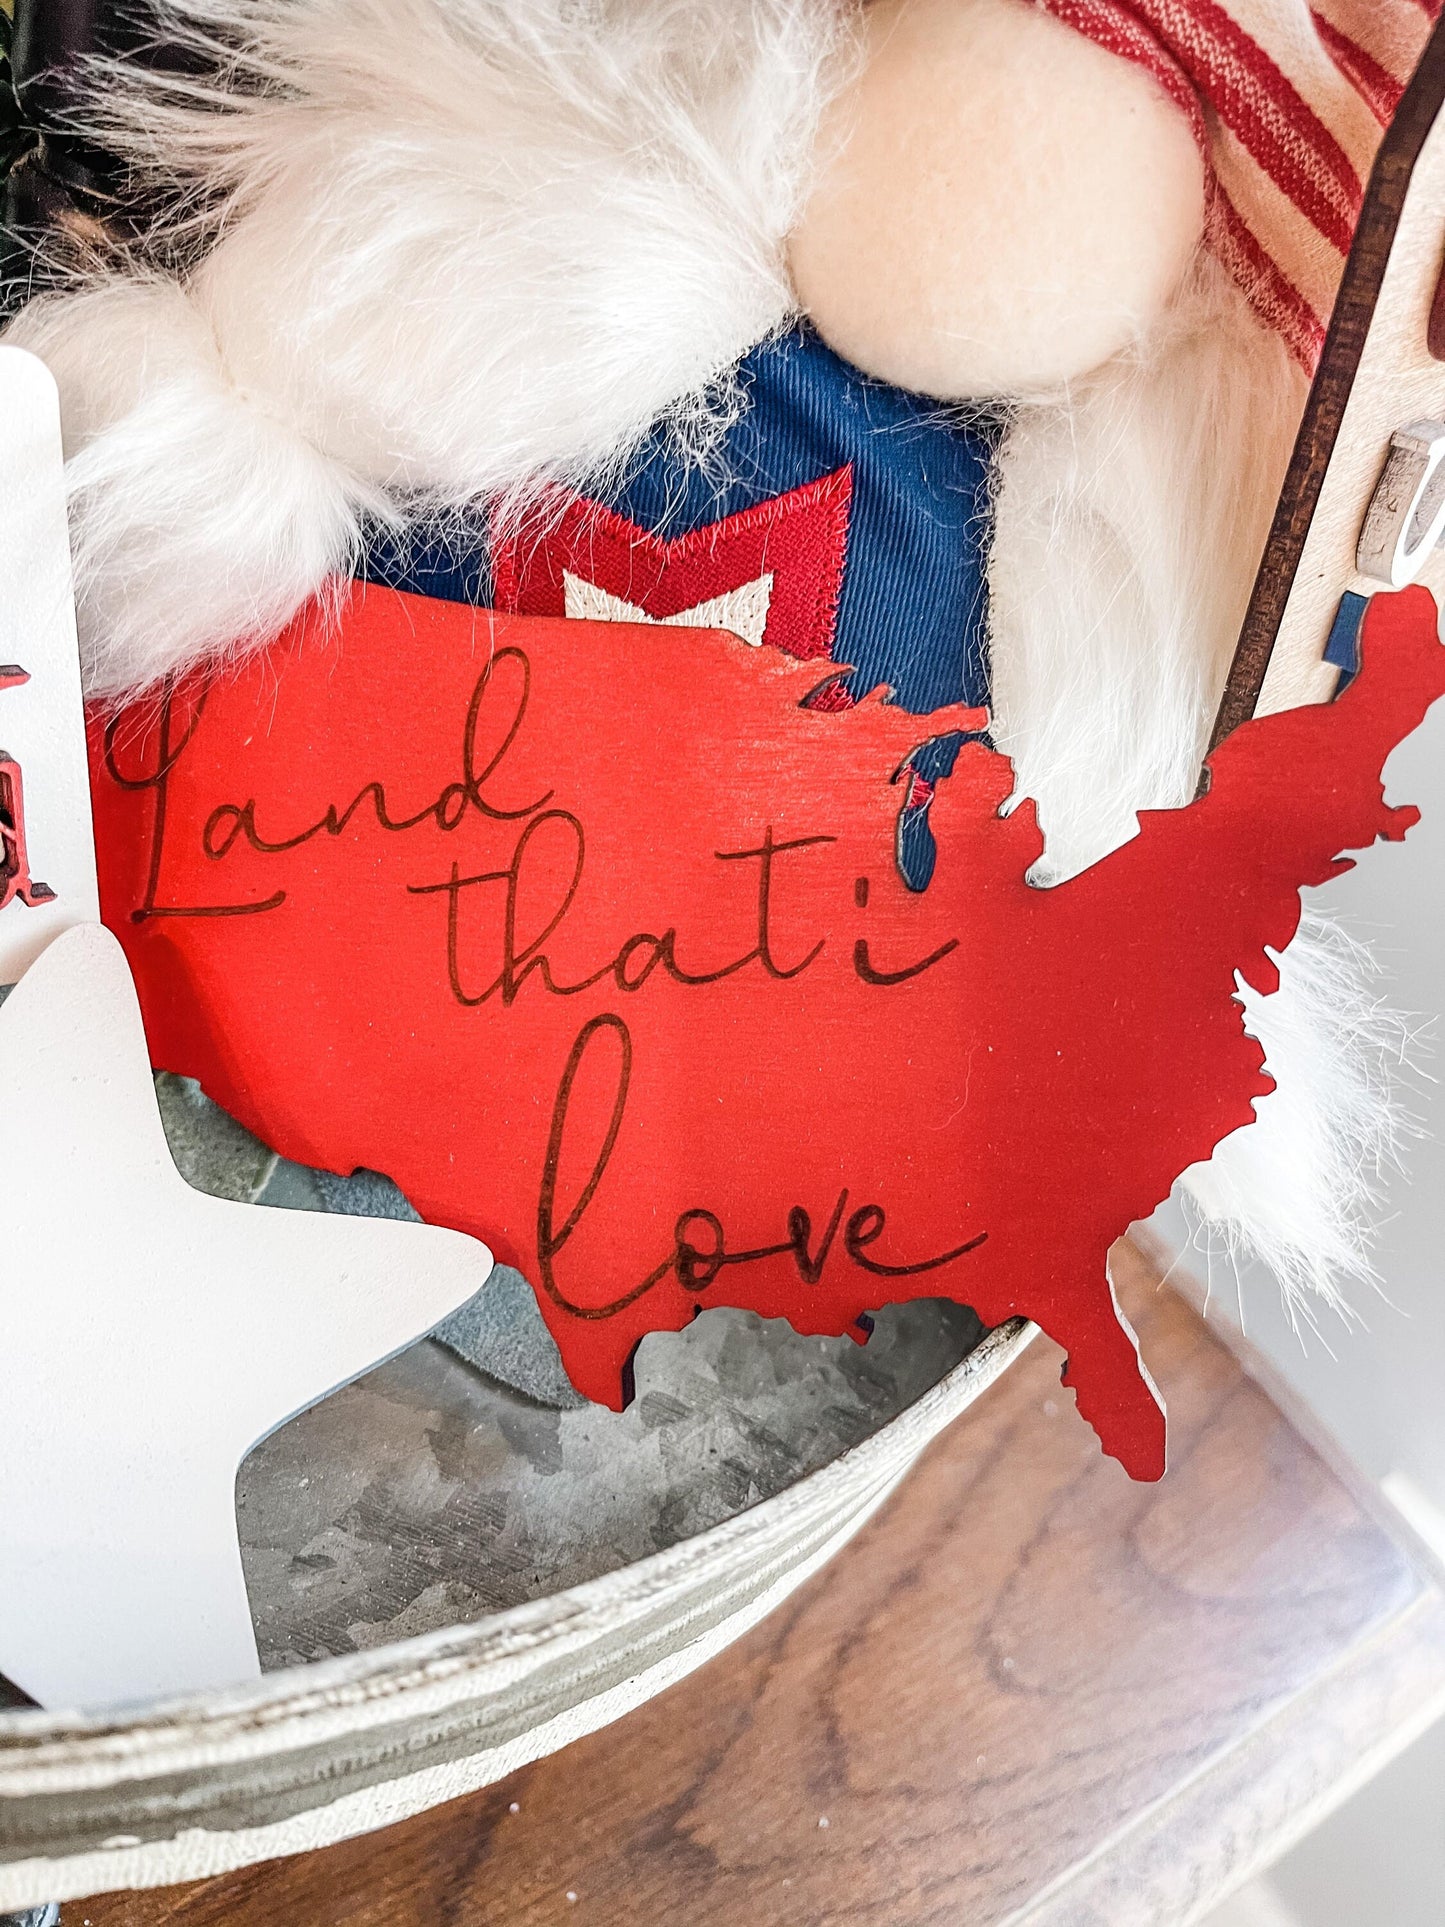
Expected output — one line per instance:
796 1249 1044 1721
0 4 34 186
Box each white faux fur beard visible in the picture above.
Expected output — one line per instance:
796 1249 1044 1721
990 268 1408 1314
14 0 851 688
2 0 1405 1326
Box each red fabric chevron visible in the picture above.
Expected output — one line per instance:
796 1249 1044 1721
490 466 853 666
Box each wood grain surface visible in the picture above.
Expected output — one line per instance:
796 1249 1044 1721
78 1240 1445 1927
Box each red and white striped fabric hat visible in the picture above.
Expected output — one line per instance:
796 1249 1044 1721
1042 0 1442 367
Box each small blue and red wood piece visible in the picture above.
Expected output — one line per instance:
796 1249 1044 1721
0 668 55 914
82 325 1445 1481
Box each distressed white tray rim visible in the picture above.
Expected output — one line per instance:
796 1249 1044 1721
0 1317 1033 1908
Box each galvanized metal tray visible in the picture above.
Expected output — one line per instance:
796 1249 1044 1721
0 1080 1030 1909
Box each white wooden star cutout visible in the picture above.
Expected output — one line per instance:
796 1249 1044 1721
0 921 493 1711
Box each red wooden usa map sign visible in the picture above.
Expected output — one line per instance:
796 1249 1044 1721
87 585 1445 1479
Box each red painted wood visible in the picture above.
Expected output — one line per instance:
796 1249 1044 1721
86 587 1445 1478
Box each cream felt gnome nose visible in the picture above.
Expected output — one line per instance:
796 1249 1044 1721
787 0 1207 398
